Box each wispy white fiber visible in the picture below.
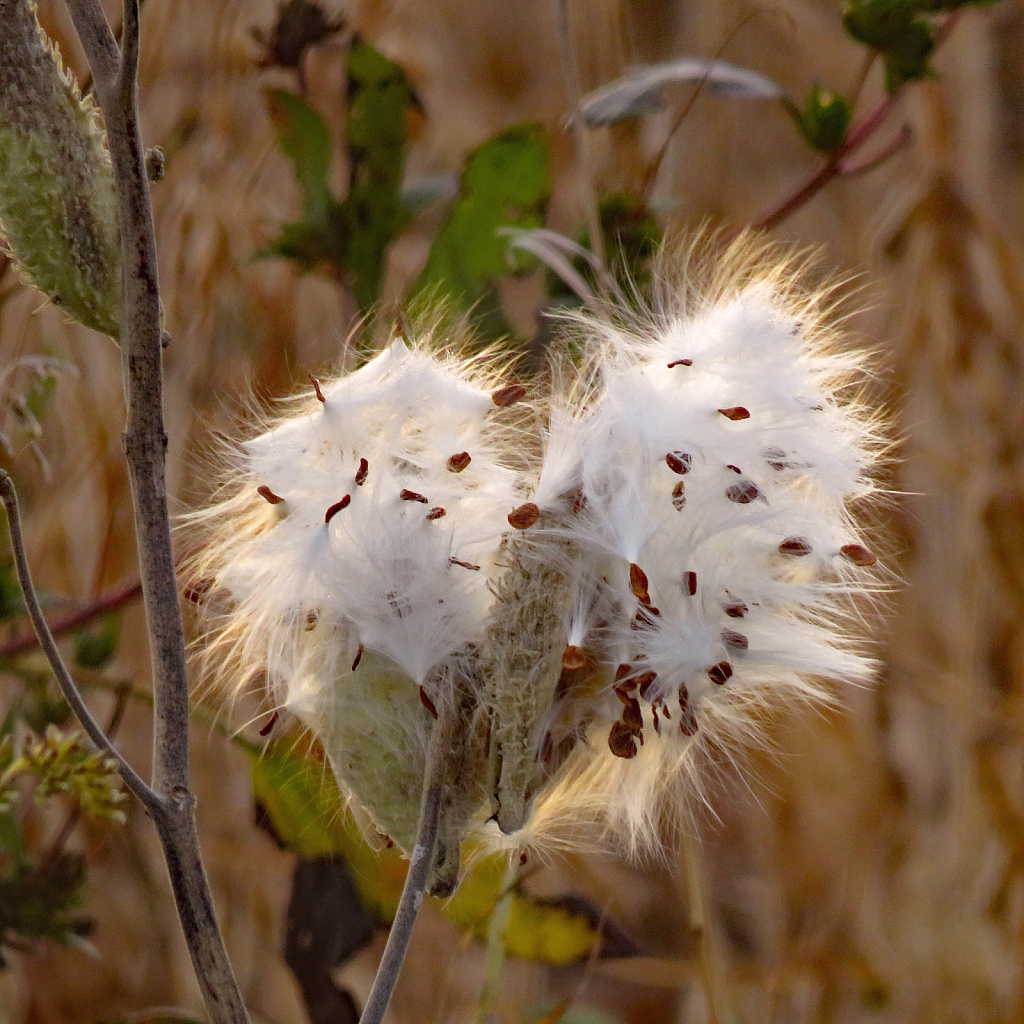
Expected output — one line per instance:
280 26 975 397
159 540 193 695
189 240 887 871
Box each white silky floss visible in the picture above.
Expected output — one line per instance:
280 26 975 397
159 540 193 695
192 252 883 880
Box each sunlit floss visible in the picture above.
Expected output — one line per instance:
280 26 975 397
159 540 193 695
188 238 885 886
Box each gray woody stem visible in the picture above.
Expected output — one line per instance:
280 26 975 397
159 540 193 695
56 1 251 1021
358 721 447 1024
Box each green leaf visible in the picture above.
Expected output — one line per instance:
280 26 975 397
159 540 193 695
260 42 416 311
790 85 853 155
73 612 120 670
264 88 334 223
413 122 550 327
842 0 936 91
0 850 90 957
0 560 25 622
342 38 416 311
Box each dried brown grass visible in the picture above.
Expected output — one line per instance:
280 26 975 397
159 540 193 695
2 0 1023 1021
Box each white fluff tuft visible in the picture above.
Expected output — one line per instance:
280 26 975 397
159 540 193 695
189 238 888 869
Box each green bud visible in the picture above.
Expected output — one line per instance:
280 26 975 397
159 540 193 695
843 0 935 92
793 85 853 155
0 0 120 337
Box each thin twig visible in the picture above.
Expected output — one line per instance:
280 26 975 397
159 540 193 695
57 1 252 1020
0 576 142 658
358 721 447 1024
638 12 758 204
839 123 912 176
753 13 961 231
0 470 159 811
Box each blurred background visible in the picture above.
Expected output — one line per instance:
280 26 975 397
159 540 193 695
3 0 1024 1021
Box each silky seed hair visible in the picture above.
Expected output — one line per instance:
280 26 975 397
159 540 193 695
186 315 533 878
511 234 888 856
188 235 887 877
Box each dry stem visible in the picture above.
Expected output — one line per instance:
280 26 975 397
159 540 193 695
41 1 252 1020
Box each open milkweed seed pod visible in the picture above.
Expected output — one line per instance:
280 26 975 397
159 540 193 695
189 238 886 886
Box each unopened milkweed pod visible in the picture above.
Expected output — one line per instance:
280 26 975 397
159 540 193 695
0 0 120 337
187 323 529 892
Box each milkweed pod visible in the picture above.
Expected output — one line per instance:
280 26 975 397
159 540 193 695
0 0 120 337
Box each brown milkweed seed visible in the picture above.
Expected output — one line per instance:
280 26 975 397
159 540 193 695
258 485 284 505
667 358 693 368
449 557 481 571
726 464 742 474
634 670 657 700
419 686 438 719
354 457 369 485
678 685 699 736
311 376 326 402
666 451 692 474
672 480 686 510
840 543 877 566
614 663 633 683
400 489 428 503
622 697 644 734
708 661 733 685
562 645 586 670
351 645 364 671
492 383 527 407
684 571 697 595
763 446 788 470
723 601 747 618
779 536 813 556
426 507 446 520
447 451 471 473
608 721 638 759
718 406 750 420
722 629 748 651
259 710 279 736
508 502 540 529
325 495 351 523
726 480 760 503
629 562 651 603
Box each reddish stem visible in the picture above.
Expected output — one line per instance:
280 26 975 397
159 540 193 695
0 576 142 658
752 12 961 231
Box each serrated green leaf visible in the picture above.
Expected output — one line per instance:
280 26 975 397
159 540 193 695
260 42 416 311
413 122 550 329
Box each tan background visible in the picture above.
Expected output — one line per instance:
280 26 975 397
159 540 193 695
3 0 1024 1021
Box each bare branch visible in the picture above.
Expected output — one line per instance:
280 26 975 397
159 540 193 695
62 0 119 93
358 720 447 1024
60 1 253 1020
0 469 160 811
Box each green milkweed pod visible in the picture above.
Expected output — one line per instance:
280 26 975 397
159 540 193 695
0 0 120 337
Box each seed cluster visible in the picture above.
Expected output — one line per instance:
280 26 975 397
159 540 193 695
193 261 883 862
